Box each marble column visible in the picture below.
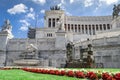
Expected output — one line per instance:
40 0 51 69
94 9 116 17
80 25 82 34
84 25 85 34
87 26 89 34
77 25 79 33
55 18 57 28
70 24 71 32
51 18 53 28
94 25 96 35
90 25 93 35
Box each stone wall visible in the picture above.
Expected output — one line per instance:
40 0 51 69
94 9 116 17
74 35 120 68
5 38 66 67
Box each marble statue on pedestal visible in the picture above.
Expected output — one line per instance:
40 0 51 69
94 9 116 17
57 16 64 31
1 19 13 39
1 20 12 33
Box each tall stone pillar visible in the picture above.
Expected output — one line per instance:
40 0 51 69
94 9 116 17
0 32 9 67
55 29 66 68
55 30 66 50
0 20 13 67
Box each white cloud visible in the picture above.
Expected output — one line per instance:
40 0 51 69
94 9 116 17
99 0 118 5
32 0 46 5
26 13 35 20
19 20 30 26
7 3 28 14
70 0 74 4
19 20 30 31
20 26 28 31
61 0 64 4
30 8 34 12
84 0 93 7
40 9 45 14
66 11 72 16
25 7 35 20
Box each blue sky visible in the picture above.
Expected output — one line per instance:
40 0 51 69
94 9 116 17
0 0 119 38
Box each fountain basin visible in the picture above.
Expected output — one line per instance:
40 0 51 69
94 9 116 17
14 59 39 66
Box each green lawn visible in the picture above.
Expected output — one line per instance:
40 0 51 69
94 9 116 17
0 69 85 80
0 69 120 80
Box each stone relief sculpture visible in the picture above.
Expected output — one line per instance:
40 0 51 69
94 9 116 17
20 43 38 59
14 43 39 66
26 44 37 53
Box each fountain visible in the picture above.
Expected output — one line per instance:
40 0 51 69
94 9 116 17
65 41 95 68
14 43 40 66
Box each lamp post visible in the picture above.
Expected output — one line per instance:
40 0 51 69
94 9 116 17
4 42 8 66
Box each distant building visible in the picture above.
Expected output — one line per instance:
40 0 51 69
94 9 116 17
28 27 36 39
0 5 120 68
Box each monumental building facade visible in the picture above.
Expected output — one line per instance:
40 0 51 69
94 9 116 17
0 5 120 68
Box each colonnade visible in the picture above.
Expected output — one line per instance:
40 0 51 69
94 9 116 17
64 24 111 35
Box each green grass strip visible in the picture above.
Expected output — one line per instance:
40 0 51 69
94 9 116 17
0 69 86 80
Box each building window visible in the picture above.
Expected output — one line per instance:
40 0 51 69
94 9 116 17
82 25 84 33
68 24 70 31
75 25 77 32
96 25 98 30
85 25 87 34
53 18 55 27
48 18 51 27
71 24 73 31
103 24 106 30
47 33 52 37
107 24 110 29
92 25 95 35
78 25 80 32
57 18 59 22
89 25 91 35
50 34 52 37
100 24 102 30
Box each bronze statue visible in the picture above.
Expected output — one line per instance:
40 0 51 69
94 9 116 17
50 5 60 10
112 4 120 19
66 42 74 62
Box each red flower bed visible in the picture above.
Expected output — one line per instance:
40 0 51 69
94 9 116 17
60 70 66 76
75 71 85 78
86 71 98 80
102 73 115 80
2 67 120 80
114 73 120 80
66 70 75 77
